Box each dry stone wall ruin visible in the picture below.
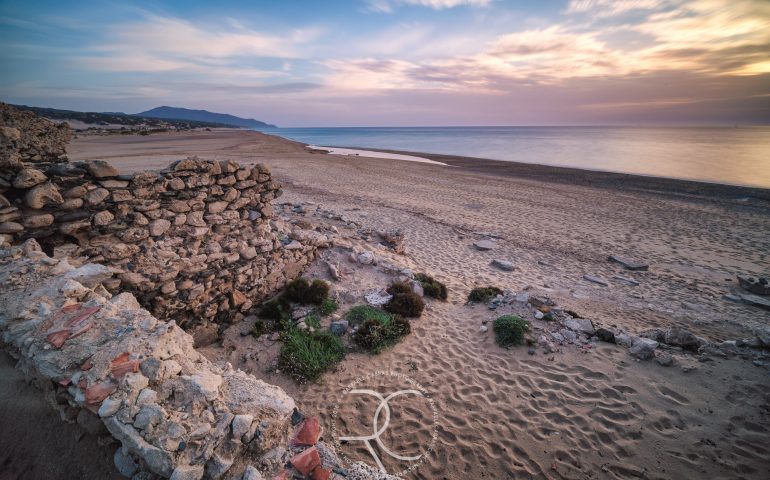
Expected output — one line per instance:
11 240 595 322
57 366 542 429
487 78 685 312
0 102 322 330
0 241 297 479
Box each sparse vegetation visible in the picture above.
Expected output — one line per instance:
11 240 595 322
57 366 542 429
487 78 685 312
278 328 345 382
493 315 528 347
385 291 425 318
319 298 338 316
467 286 503 303
353 315 411 353
251 318 266 338
307 279 330 305
346 305 393 326
304 313 321 329
415 273 448 301
387 280 413 295
283 278 331 305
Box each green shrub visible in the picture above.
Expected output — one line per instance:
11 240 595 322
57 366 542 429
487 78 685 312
467 286 503 303
353 316 412 353
307 280 330 305
346 305 393 326
387 281 413 295
284 278 311 303
251 318 266 338
283 278 330 305
384 292 425 318
415 273 448 301
319 297 338 316
493 315 528 347
278 329 345 382
304 313 321 329
259 298 290 321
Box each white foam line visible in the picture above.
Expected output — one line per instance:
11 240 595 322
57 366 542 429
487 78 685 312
308 145 447 166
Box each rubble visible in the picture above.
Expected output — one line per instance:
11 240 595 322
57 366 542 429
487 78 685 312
0 242 296 479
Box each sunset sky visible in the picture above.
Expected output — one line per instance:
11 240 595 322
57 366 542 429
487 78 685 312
1 0 769 126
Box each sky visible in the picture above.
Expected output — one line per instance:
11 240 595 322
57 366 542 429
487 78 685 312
0 0 769 126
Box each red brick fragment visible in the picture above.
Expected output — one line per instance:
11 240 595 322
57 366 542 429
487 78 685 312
291 446 321 476
272 469 291 480
110 352 139 380
80 358 93 371
64 305 101 328
310 466 331 480
291 417 321 446
46 330 71 348
85 381 116 405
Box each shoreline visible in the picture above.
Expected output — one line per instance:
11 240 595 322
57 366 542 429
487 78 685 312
320 143 770 200
263 131 770 201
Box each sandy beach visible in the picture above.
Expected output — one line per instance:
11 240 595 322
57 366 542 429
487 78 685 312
54 128 770 479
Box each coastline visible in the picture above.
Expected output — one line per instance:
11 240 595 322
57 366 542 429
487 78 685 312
312 141 770 201
60 128 770 479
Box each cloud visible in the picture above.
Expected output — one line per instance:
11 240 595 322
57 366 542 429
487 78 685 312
365 0 493 13
565 0 663 17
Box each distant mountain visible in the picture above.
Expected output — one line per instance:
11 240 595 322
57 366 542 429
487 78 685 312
135 106 276 129
11 104 233 129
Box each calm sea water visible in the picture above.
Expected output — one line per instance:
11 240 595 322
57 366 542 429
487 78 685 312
269 126 770 189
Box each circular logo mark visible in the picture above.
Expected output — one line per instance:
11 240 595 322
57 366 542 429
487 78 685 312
330 370 439 477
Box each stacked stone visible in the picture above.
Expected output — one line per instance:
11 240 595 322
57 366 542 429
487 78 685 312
0 102 71 169
0 241 297 479
0 155 318 328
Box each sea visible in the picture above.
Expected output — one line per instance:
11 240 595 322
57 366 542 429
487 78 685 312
267 126 770 189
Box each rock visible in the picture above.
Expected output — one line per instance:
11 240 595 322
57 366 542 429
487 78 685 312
242 466 263 480
13 168 47 188
595 328 615 343
170 464 205 480
655 353 674 366
474 240 496 251
134 404 165 430
629 339 657 360
737 275 770 296
663 327 703 351
208 201 229 214
479 325 488 333
326 262 341 281
186 371 222 401
583 275 609 287
615 332 634 347
239 246 258 260
136 388 158 406
608 255 649 271
114 449 139 478
491 259 514 271
357 251 375 265
232 414 253 442
92 210 114 226
86 188 110 206
98 397 122 417
365 290 392 306
564 318 595 335
738 293 770 310
755 326 770 348
104 418 174 477
149 219 171 236
22 213 54 228
25 182 63 209
329 320 348 336
205 453 234 479
285 240 303 250
613 275 640 286
410 280 424 296
0 221 24 233
534 310 544 320
86 160 119 178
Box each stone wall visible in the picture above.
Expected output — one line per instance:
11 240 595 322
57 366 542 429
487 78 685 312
0 240 296 479
0 104 324 329
1 102 71 169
